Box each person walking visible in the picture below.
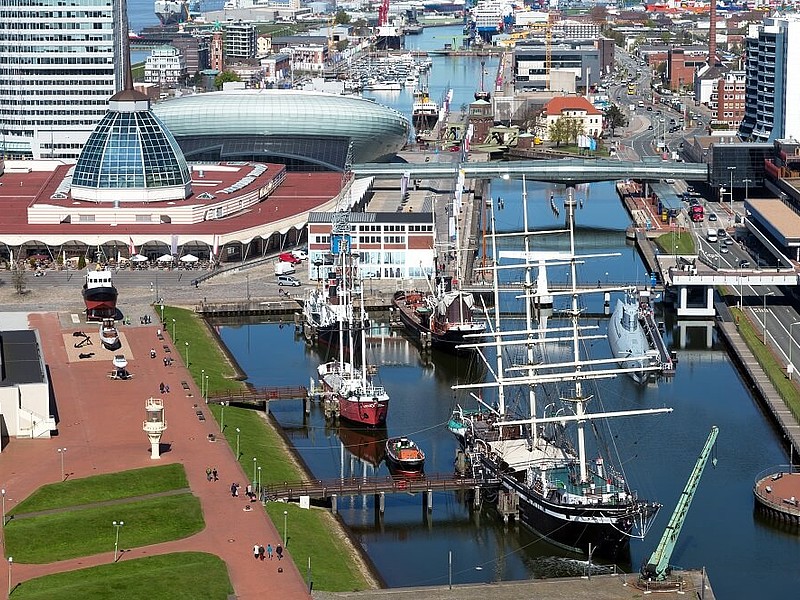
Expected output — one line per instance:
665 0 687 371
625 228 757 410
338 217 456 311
212 468 218 481
266 544 273 560
253 543 260 560
205 467 212 482
258 545 265 561
275 544 283 561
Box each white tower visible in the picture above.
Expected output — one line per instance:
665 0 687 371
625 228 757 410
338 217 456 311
143 397 167 459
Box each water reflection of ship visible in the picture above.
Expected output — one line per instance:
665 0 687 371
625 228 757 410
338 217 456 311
337 424 388 469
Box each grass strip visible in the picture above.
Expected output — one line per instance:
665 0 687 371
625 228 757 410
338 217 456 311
654 230 695 255
731 307 800 420
12 464 187 515
11 552 232 600
159 307 372 591
5 494 204 564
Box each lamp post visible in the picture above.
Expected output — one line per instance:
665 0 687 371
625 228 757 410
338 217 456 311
1 488 5 529
57 447 67 481
253 457 257 486
7 557 12 596
220 402 226 431
204 375 209 403
257 466 262 493
742 178 752 202
790 321 800 380
727 166 736 210
283 509 288 546
235 427 241 458
112 520 124 562
172 318 176 341
763 291 775 344
201 369 205 399
184 341 189 367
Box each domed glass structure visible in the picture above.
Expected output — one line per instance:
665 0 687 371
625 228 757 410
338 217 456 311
152 90 410 171
71 90 192 203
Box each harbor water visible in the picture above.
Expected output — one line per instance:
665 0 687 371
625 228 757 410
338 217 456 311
124 5 800 595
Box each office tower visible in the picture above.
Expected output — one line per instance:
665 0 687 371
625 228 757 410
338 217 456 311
0 0 124 159
740 15 800 142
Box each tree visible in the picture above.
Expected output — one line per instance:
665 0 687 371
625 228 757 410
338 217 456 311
336 39 349 53
604 105 628 137
334 10 351 25
11 266 27 295
548 117 570 147
214 71 241 91
78 255 86 270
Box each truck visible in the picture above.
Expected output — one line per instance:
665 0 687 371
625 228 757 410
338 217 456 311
689 204 704 222
706 228 718 243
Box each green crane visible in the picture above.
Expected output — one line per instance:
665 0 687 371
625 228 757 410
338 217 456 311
641 425 719 582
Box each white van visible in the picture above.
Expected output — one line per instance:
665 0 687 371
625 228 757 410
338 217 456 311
274 261 296 275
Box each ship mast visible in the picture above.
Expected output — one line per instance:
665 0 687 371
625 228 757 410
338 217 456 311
488 192 505 415
522 175 538 444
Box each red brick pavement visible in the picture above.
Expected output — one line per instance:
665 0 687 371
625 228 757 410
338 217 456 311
0 313 310 599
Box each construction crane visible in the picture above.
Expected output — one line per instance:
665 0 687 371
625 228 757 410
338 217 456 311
640 426 719 582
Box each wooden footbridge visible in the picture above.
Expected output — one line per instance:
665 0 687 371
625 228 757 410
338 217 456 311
260 473 500 515
207 386 308 409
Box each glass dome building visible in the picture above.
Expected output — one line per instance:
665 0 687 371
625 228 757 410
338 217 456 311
152 90 411 171
71 90 192 203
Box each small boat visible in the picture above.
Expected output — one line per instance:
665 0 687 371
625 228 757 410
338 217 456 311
99 318 121 351
112 354 128 369
385 437 425 474
82 268 118 321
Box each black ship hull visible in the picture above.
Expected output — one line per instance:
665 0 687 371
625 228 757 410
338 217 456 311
83 286 118 320
500 469 640 560
392 293 476 353
412 113 438 133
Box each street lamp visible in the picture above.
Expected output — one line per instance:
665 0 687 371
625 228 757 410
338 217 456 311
7 557 12 596
727 166 736 210
112 520 124 562
253 457 257 486
220 401 226 431
283 509 288 546
184 341 189 367
159 303 164 324
790 321 800 380
742 178 752 202
257 465 262 492
763 291 775 344
201 369 205 399
57 447 67 481
204 374 209 403
1 488 5 528
172 318 176 341
235 427 241 458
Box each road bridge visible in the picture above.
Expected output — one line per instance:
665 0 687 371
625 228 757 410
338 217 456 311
352 159 709 184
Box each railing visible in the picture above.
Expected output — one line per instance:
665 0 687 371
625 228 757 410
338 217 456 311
753 465 800 519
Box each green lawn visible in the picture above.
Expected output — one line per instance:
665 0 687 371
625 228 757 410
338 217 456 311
11 552 232 600
11 464 187 515
5 494 204 564
264 502 371 592
655 230 695 255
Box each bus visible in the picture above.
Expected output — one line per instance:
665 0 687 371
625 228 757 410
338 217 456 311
627 83 636 95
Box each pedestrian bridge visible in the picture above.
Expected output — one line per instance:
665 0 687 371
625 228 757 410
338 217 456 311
352 159 709 184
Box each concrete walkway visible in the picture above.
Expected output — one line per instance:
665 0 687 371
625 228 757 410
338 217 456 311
0 313 309 599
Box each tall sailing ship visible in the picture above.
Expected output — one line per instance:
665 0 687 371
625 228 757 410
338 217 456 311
449 182 671 558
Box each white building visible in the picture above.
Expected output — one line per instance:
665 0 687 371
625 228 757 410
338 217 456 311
225 21 258 60
144 46 188 86
0 330 56 449
0 0 123 160
537 95 603 140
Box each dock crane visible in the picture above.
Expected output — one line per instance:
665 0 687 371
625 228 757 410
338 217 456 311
640 425 719 582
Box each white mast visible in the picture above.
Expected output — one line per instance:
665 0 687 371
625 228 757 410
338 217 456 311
521 174 538 445
488 190 505 414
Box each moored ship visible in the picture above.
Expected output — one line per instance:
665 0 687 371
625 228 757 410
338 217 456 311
412 85 440 135
385 436 426 474
450 184 671 558
99 318 122 351
607 289 661 383
392 276 484 352
83 269 118 320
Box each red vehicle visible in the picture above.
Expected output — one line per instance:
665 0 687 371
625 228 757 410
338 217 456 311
689 204 704 222
278 252 301 265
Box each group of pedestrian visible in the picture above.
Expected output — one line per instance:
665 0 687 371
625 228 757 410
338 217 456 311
230 482 241 497
253 543 282 561
140 315 152 325
205 467 218 482
159 382 171 394
162 356 173 366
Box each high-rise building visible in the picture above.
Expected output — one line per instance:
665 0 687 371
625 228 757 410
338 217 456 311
0 0 123 160
740 16 800 142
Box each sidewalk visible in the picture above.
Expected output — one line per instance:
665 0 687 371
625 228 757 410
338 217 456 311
0 313 310 599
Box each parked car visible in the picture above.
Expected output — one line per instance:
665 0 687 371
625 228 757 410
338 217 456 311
290 249 307 261
277 275 301 287
279 252 301 265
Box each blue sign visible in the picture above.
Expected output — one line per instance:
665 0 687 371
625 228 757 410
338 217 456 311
331 234 351 255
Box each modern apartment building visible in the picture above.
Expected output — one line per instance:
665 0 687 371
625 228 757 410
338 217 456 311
145 46 188 87
740 15 800 142
0 0 123 160
225 21 258 61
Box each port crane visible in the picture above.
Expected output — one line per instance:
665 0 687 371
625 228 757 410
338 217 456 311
640 425 719 582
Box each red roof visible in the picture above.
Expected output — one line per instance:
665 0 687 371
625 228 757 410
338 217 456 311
544 96 602 117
